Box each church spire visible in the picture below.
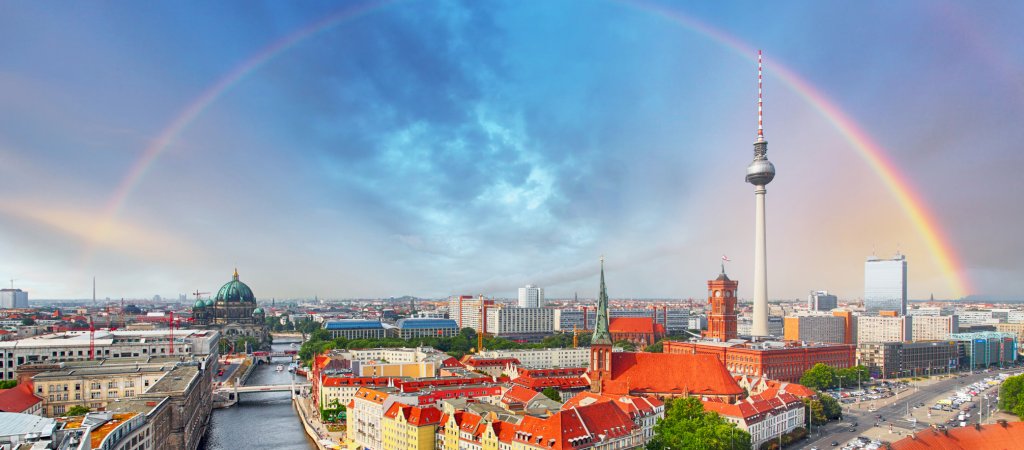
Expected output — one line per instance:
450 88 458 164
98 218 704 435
592 257 612 345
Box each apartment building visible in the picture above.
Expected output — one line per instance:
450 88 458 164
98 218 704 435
31 361 177 416
0 329 219 381
856 316 912 343
912 315 959 341
783 314 846 344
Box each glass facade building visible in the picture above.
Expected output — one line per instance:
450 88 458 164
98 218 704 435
864 254 907 315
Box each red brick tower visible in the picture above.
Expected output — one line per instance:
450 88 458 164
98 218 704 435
704 265 739 341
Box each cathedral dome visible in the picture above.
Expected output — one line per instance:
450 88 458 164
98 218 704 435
252 307 264 316
215 269 256 303
193 299 205 309
204 298 214 307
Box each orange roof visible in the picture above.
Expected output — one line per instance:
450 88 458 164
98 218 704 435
353 387 389 404
609 317 658 334
515 401 636 450
602 353 744 397
561 391 664 420
0 384 41 413
892 422 1024 450
385 403 442 427
501 385 540 405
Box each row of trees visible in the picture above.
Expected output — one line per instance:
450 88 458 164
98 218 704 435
298 326 596 365
799 363 870 391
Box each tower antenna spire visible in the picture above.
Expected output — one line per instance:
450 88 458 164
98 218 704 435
757 49 764 142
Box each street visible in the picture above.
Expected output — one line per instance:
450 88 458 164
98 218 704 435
793 368 1015 449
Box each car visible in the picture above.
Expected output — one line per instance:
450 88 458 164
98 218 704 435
831 441 839 447
849 428 857 432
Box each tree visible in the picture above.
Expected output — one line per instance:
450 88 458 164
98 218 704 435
21 318 35 326
646 397 751 450
818 393 842 420
646 341 664 353
836 366 869 387
64 405 91 416
541 387 561 402
803 398 827 426
999 374 1024 416
614 340 637 352
0 380 16 389
799 363 837 391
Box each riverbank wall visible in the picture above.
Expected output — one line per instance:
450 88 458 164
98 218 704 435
293 396 330 450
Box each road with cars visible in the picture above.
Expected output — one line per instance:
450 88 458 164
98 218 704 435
794 368 1016 450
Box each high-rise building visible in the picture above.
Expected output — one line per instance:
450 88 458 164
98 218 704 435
0 289 28 309
864 253 908 315
704 266 738 341
447 295 493 331
746 51 776 337
517 285 544 308
807 291 837 311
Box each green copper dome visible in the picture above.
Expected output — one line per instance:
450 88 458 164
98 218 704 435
204 298 214 307
193 299 205 309
252 307 264 315
215 269 256 303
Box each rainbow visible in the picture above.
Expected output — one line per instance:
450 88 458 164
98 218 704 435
82 0 393 262
626 1 970 297
93 0 970 297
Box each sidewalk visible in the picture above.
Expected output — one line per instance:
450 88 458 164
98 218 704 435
294 393 347 449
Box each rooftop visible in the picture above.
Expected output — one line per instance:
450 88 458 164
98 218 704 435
892 421 1024 450
395 318 459 329
324 319 385 330
144 365 198 394
0 412 57 439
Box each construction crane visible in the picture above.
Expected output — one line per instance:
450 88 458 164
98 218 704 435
193 290 210 301
573 325 579 348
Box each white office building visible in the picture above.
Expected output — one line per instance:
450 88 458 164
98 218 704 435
911 315 958 341
955 309 998 327
517 285 544 308
857 316 912 343
0 329 219 381
807 291 838 311
864 254 908 315
476 347 590 368
484 306 553 337
0 289 28 309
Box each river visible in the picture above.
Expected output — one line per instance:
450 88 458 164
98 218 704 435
200 341 316 450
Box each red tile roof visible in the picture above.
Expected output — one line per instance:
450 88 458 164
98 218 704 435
514 401 637 450
561 392 664 421
0 384 41 413
461 356 520 367
609 317 658 334
602 353 744 397
386 403 443 427
513 375 589 390
501 385 541 406
892 421 1024 450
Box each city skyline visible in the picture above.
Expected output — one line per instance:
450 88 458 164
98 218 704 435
1 2 1022 300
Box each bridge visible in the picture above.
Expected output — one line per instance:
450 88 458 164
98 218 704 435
214 380 311 404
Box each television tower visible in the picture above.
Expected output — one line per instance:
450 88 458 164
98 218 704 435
746 50 775 337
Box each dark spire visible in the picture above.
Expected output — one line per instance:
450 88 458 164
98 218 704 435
592 257 612 345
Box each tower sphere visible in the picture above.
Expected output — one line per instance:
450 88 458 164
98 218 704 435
745 157 775 186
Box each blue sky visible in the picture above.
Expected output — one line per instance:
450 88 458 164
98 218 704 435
1 0 1022 300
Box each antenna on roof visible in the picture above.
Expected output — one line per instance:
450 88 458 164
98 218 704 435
757 49 764 142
